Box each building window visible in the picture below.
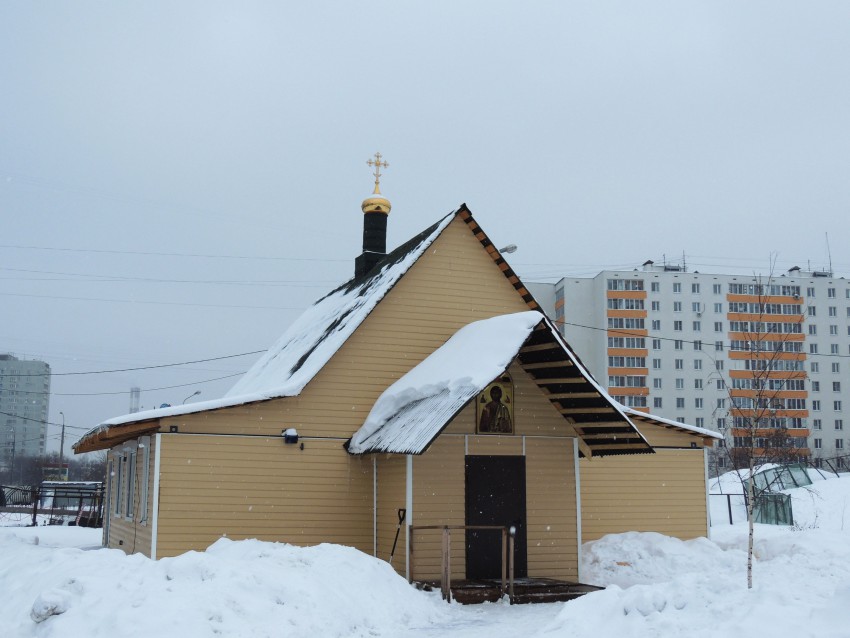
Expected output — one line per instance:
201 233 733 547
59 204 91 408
833 362 841 373
675 340 683 350
653 378 662 389
651 301 661 311
676 378 685 389
692 283 701 294
714 322 723 332
676 398 685 408
654 397 663 408
715 340 724 352
813 419 822 430
673 283 681 294
828 288 836 298
692 302 701 312
651 282 660 292
811 362 820 373
715 360 724 370
675 359 684 369
694 359 703 370
674 301 683 312
809 324 817 335
694 378 703 389
717 418 726 429
717 398 726 409
829 306 837 317
139 437 151 524
694 340 702 350
831 325 839 335
714 302 723 313
717 379 725 390
713 284 722 295
835 401 842 411
814 438 822 449
813 400 821 411
807 287 816 298
808 306 816 317
695 418 704 427
837 439 844 450
831 344 839 354
125 451 137 519
836 420 844 430
695 398 703 409
812 381 820 392
653 358 662 369
810 343 819 354
652 338 662 350
693 321 701 332
674 321 683 331
834 382 842 392
112 457 122 517
652 320 661 331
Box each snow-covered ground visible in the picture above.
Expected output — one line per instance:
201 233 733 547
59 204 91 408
2 472 849 638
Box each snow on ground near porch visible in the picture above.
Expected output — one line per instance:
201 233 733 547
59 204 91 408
1 472 849 638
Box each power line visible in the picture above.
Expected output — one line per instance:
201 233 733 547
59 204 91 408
0 409 87 430
0 350 263 377
0 372 245 396
0 243 350 263
0 291 309 311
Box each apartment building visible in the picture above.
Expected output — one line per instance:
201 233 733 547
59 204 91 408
0 354 51 467
529 263 850 469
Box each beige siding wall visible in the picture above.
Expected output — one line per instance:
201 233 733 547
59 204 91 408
158 217 532 442
154 434 373 558
410 437 467 581
105 435 155 556
580 449 708 542
376 454 407 572
526 438 578 580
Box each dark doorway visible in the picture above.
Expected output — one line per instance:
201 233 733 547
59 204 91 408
465 455 527 579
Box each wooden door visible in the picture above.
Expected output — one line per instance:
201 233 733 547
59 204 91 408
465 455 527 579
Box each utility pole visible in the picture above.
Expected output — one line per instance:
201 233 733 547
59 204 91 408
59 411 66 481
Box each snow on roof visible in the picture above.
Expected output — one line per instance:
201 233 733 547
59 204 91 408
349 311 545 454
77 212 457 442
621 407 723 440
227 212 455 400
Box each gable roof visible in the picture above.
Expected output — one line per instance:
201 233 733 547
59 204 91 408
348 311 653 458
75 204 542 453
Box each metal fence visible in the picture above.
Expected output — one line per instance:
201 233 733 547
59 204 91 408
0 483 104 527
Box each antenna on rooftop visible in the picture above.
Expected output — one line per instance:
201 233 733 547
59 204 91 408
826 232 833 275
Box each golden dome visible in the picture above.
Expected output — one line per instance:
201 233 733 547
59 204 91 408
362 185 391 215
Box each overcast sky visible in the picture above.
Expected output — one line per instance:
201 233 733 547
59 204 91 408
2 2 848 451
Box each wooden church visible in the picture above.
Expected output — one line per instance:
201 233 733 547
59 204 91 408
75 157 717 596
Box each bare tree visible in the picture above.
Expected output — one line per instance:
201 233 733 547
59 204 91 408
711 271 808 589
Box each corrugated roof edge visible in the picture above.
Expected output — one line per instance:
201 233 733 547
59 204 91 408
621 406 723 440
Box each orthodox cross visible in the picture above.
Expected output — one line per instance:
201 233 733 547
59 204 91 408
366 152 389 190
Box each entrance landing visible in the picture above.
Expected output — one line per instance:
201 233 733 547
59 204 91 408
415 577 602 605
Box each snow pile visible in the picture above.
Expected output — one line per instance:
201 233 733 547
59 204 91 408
0 531 444 638
4 473 850 637
537 524 850 638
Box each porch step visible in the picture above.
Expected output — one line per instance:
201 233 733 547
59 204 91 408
416 578 603 605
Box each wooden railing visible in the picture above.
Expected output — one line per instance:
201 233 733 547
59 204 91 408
409 524 516 603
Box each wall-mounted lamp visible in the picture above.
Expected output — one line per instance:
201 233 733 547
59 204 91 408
169 425 179 433
283 428 299 444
